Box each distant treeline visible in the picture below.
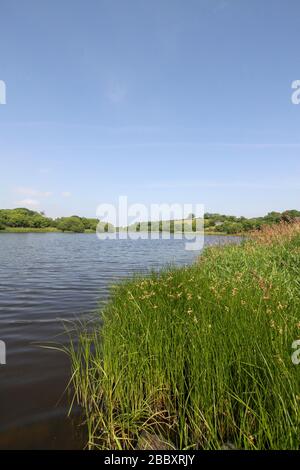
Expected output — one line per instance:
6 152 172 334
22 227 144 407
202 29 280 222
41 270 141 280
202 210 300 234
0 208 300 235
0 208 113 233
125 210 300 235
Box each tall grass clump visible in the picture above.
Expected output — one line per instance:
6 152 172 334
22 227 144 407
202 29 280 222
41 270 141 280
69 222 300 450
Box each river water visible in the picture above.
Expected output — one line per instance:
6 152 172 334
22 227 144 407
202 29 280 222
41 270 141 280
0 232 239 449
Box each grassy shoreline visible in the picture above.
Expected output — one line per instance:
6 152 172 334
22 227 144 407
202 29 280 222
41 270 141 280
0 227 99 233
0 228 230 235
0 227 61 233
70 222 300 450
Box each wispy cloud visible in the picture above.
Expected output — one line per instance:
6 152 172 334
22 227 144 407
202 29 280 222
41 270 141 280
143 180 300 191
107 80 127 104
61 191 72 198
15 187 52 197
48 141 300 151
15 198 40 207
212 0 230 14
39 168 50 175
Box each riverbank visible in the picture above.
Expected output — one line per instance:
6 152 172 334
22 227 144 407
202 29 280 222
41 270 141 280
1 227 60 233
2 232 213 450
2 208 300 236
71 222 300 450
0 228 98 233
0 228 229 235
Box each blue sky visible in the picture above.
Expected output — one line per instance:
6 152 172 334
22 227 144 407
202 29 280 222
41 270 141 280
0 0 300 219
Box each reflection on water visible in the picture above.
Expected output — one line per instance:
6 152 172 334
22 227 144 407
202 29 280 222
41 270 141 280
0 232 240 449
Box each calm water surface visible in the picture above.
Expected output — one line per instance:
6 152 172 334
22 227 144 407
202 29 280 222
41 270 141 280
0 233 240 449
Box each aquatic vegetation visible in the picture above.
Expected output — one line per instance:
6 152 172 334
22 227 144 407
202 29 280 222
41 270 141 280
69 222 300 450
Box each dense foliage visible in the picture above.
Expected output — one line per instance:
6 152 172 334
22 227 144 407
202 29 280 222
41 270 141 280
0 208 53 228
0 208 107 232
125 210 300 235
205 210 300 234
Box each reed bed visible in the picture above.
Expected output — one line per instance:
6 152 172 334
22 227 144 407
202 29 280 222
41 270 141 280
69 222 300 450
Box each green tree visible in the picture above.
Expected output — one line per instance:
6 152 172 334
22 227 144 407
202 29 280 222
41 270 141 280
192 218 198 232
56 217 85 233
81 218 99 231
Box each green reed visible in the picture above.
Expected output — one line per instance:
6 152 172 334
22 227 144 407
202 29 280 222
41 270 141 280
69 225 300 450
